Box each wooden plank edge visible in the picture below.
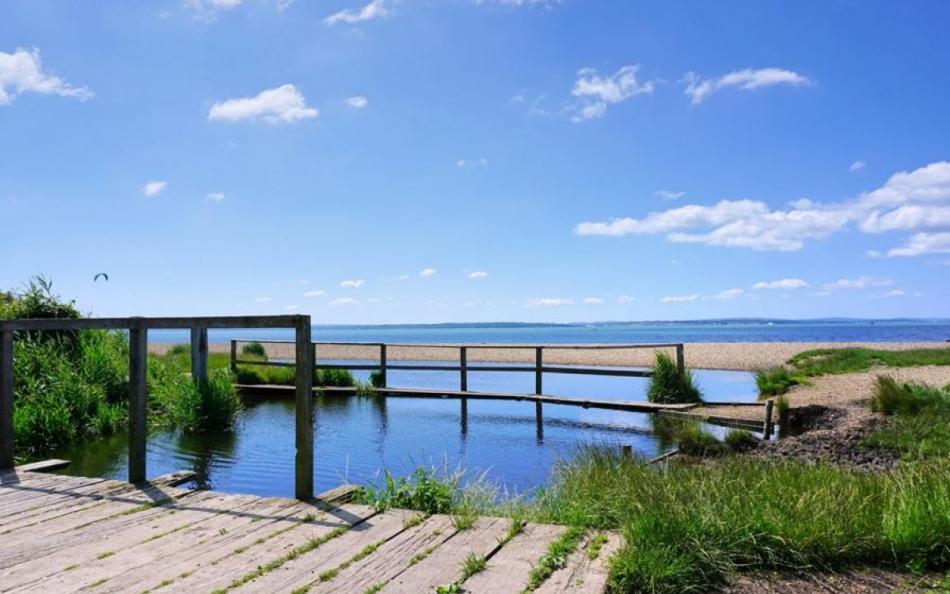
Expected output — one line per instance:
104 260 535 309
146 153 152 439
14 459 70 473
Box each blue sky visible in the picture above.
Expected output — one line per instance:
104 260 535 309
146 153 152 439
1 0 949 324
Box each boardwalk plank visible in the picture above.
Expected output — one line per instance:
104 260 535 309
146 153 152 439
228 509 414 594
0 481 145 531
534 531 623 594
379 516 510 594
0 475 111 515
461 523 565 594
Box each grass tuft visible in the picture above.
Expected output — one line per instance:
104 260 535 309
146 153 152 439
646 352 702 404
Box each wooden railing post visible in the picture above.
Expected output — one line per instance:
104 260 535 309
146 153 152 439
535 347 543 395
128 321 148 483
459 347 468 392
379 344 387 388
0 330 14 470
294 316 314 500
190 326 208 388
763 399 775 440
675 344 685 376
229 340 237 373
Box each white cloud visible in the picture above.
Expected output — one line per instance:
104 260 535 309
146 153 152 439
525 298 573 307
330 297 358 306
583 297 605 304
654 190 685 201
395 274 410 280
302 290 326 297
576 161 950 253
324 0 388 25
850 160 866 172
419 268 437 277
617 295 635 303
823 276 892 290
143 181 167 197
457 158 488 168
872 289 906 298
884 232 950 257
682 67 812 105
206 192 225 203
713 288 744 300
468 271 489 279
570 65 654 122
346 96 368 109
0 48 93 106
283 304 299 311
340 279 364 288
184 0 242 21
477 0 562 5
753 278 809 290
661 294 699 303
253 297 272 303
208 84 317 124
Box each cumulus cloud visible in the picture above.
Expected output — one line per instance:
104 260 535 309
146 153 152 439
340 279 364 288
184 0 242 21
655 190 685 201
753 278 809 290
884 232 950 257
283 304 299 311
346 96 368 109
419 268 437 277
143 181 167 197
0 48 93 106
576 161 950 254
330 297 358 306
302 290 326 297
713 288 744 300
206 192 225 203
682 67 812 105
457 158 488 168
526 298 573 307
661 294 699 303
850 160 866 172
583 297 605 304
617 295 635 303
208 84 317 124
569 65 654 122
324 0 388 25
823 276 892 290
468 271 488 279
253 297 271 303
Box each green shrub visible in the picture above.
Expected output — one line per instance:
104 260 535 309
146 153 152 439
675 425 727 457
865 376 950 459
755 367 805 397
724 429 758 452
165 343 189 356
316 368 357 387
646 352 702 404
871 375 950 415
789 347 950 376
361 468 456 514
149 363 241 432
241 342 267 358
369 370 385 388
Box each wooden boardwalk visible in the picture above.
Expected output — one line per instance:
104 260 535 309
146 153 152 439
0 470 620 593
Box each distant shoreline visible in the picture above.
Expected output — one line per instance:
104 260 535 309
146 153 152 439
150 341 949 371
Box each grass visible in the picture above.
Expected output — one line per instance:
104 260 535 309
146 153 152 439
241 341 267 358
788 347 950 377
645 352 703 404
755 367 806 397
864 376 950 460
360 468 456 514
524 526 586 590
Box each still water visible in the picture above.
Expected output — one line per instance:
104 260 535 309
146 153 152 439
55 366 757 498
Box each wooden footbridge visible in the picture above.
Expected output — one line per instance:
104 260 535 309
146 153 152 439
0 465 620 593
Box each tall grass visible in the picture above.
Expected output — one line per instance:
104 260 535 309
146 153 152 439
788 347 950 376
646 352 702 404
865 376 950 460
149 363 242 432
755 367 806 397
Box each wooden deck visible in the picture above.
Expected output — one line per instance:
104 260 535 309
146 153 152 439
0 469 620 593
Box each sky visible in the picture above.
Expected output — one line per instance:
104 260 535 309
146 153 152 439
1 0 949 324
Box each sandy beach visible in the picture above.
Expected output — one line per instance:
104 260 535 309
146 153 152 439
151 341 948 372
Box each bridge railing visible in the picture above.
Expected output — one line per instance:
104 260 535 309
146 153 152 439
0 315 316 500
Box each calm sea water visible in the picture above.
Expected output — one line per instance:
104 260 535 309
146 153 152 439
56 365 757 498
148 319 950 346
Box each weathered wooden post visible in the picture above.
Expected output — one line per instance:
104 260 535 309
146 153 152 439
190 326 208 388
763 399 775 440
379 343 387 388
229 339 237 373
0 329 14 470
294 316 314 500
459 346 468 392
128 320 148 483
535 347 543 427
675 344 685 376
621 445 633 460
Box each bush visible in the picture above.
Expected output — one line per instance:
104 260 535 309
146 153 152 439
361 468 456 514
369 370 385 388
165 343 190 356
241 342 267 358
755 367 804 397
316 368 357 387
149 363 241 432
646 352 702 404
724 429 758 452
675 425 727 457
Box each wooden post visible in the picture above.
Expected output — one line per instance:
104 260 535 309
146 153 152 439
675 344 685 376
379 344 387 388
459 347 468 392
460 398 468 436
763 399 774 440
535 347 543 395
621 445 633 460
294 316 314 500
190 326 208 388
0 330 14 470
229 340 237 373
128 322 148 483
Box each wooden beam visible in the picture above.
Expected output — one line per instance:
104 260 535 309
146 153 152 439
229 340 238 373
459 346 467 391
0 315 303 332
535 347 543 395
14 458 70 472
379 343 387 388
763 399 775 440
294 316 313 500
128 323 148 483
676 344 685 376
0 330 13 470
190 326 208 387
